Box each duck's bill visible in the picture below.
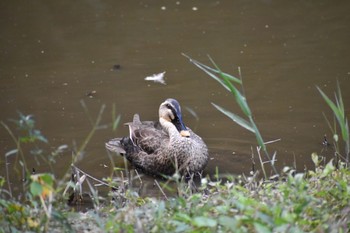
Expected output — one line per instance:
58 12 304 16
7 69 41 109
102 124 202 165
180 130 190 137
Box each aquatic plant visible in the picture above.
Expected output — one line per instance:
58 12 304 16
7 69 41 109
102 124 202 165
183 54 278 178
317 83 349 166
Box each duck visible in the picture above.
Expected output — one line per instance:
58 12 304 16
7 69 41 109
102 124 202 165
105 98 209 177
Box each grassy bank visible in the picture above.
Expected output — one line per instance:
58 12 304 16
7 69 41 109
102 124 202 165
1 157 349 232
71 160 350 232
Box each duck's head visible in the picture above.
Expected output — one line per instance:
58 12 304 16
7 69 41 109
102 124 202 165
159 98 190 137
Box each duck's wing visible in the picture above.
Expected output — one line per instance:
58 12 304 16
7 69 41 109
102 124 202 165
126 114 166 154
132 127 166 154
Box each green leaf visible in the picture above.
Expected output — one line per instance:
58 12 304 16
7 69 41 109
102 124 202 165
254 222 272 233
336 82 345 117
218 216 236 230
220 72 241 84
30 181 43 196
174 213 192 223
317 86 346 137
211 103 254 133
171 221 191 233
249 119 266 151
193 216 217 228
221 74 252 117
40 173 54 187
183 53 241 84
113 167 125 171
188 58 231 92
317 86 341 117
207 55 241 84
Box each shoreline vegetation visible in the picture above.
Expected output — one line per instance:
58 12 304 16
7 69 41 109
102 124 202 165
1 58 349 232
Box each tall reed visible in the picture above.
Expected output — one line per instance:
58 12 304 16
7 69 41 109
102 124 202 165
183 54 278 177
317 82 349 166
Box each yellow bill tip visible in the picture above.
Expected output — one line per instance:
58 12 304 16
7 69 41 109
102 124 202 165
180 130 190 137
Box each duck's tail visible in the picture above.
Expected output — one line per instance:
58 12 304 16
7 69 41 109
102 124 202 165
105 138 126 154
105 136 140 155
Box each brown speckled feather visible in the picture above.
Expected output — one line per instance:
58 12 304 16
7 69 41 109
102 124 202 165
125 115 166 154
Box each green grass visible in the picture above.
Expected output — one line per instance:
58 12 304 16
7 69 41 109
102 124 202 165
1 161 350 232
99 161 350 232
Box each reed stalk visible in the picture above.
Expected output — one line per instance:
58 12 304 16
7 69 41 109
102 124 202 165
183 54 278 177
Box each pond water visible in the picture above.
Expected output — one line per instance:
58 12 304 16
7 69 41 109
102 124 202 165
1 1 350 197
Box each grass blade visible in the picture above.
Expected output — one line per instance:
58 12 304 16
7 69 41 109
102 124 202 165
207 55 241 84
204 56 252 117
336 81 345 115
187 58 230 91
211 103 255 133
182 53 241 85
317 86 348 140
220 73 252 117
250 119 267 152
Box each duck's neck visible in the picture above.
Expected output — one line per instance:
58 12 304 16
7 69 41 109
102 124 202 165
159 118 181 139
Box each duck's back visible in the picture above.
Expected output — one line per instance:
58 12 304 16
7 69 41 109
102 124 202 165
126 115 168 154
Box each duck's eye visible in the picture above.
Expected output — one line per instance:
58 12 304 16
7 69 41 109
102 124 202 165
165 104 171 108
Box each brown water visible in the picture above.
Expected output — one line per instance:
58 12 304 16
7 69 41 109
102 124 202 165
1 1 350 197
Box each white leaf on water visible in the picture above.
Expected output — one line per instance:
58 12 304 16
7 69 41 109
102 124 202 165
145 71 166 85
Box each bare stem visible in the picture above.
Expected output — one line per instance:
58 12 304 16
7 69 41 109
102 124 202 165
72 165 117 190
154 179 168 200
